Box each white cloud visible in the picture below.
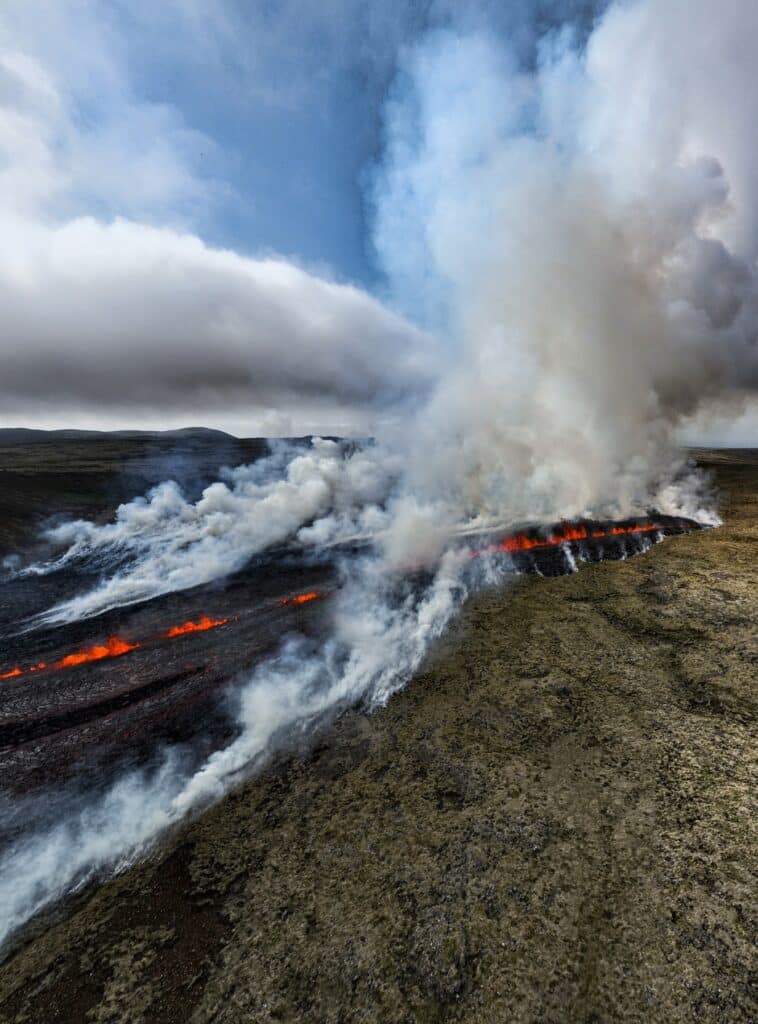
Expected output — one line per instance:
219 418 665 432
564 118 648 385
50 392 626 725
0 215 434 418
0 2 436 430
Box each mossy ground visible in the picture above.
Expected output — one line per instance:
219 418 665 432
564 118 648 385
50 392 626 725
1 451 755 1023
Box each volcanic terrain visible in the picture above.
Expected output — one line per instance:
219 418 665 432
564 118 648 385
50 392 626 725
0 439 755 1023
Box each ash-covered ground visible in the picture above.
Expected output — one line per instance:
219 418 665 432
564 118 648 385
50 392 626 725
0 440 755 1023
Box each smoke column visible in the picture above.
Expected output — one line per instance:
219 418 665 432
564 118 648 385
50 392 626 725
2 0 757 948
373 0 757 545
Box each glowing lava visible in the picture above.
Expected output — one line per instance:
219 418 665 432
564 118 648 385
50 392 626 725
0 596 307 681
476 521 661 557
166 615 229 637
55 637 140 668
279 591 322 606
0 528 663 683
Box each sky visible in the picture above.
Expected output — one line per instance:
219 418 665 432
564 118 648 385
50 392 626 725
0 0 756 441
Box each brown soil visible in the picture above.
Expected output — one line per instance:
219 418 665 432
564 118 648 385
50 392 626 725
1 450 756 1024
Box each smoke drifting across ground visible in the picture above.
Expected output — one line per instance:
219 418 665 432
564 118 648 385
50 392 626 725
2 0 757 949
0 546 475 946
27 439 402 625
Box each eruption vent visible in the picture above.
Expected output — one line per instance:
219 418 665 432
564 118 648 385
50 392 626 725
166 615 229 637
55 637 140 668
279 592 323 607
479 521 662 557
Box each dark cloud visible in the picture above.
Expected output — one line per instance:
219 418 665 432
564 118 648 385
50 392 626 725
0 218 436 419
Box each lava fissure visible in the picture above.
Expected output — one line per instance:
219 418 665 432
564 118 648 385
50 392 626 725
279 591 323 607
0 596 324 682
0 521 688 683
166 615 229 637
473 521 663 558
55 636 140 669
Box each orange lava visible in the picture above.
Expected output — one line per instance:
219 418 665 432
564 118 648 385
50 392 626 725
54 636 140 669
477 521 661 557
0 528 663 682
166 615 229 637
279 591 322 607
0 611 232 682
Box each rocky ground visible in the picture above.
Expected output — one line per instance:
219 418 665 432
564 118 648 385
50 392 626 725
0 449 756 1023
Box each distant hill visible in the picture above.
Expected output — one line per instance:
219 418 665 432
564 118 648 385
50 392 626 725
0 428 349 447
0 427 239 446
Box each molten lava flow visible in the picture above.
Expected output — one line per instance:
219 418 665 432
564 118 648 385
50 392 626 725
475 521 662 558
0 610 231 681
279 591 322 607
0 596 310 681
607 524 658 537
0 526 669 683
166 615 229 637
55 637 140 669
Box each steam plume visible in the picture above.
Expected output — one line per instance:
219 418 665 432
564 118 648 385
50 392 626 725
373 0 758 535
28 439 400 624
0 550 473 946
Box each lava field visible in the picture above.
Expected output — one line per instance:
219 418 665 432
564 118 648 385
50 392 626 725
0 511 696 833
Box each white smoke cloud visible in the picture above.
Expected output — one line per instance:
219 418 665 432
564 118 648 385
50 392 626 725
173 547 470 810
373 0 758 531
30 439 401 624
